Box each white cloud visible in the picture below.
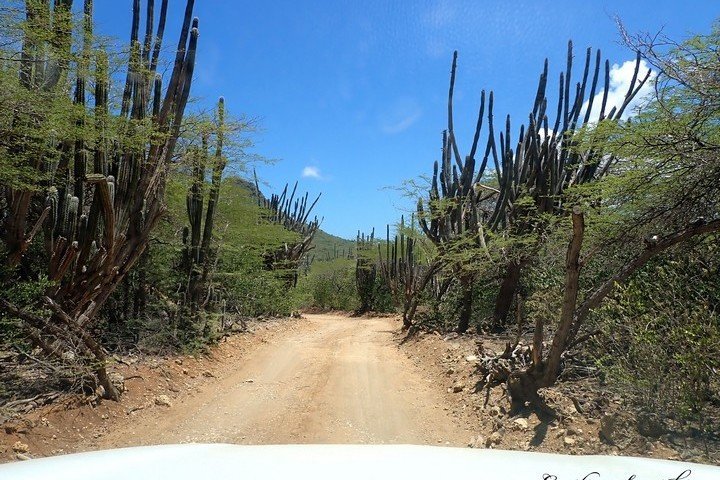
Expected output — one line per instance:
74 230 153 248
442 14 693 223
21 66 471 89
382 111 422 134
302 166 322 179
381 98 422 134
582 59 656 123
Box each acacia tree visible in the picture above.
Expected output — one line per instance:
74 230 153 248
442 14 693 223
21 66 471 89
501 26 720 411
0 0 199 399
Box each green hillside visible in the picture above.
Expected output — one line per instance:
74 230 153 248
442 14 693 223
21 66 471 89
310 229 355 261
224 175 354 262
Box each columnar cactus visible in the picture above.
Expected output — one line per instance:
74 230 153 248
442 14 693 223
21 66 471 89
355 229 377 313
0 0 200 399
181 97 228 311
254 172 321 287
416 44 650 331
377 216 430 327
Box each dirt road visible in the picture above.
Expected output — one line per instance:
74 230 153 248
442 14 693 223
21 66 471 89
87 314 472 449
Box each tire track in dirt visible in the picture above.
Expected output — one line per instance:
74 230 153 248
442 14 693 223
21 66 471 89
86 314 471 448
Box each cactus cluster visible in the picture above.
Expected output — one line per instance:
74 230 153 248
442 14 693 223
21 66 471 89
415 44 651 331
376 216 427 325
255 173 321 286
1 0 200 399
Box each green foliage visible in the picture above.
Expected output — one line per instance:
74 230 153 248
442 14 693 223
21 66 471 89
367 275 394 313
222 270 294 317
589 238 720 423
310 230 354 261
0 254 54 346
295 258 359 311
413 282 461 331
97 174 303 351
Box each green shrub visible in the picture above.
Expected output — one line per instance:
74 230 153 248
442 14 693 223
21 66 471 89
295 258 359 311
589 238 720 423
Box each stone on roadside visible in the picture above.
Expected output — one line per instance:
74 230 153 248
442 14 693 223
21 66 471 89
486 431 503 447
109 373 126 392
637 412 666 438
489 405 502 417
600 413 621 444
468 435 486 448
12 441 29 453
154 395 172 408
512 418 529 431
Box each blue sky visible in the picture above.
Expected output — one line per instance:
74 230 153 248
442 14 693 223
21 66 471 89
92 1 719 239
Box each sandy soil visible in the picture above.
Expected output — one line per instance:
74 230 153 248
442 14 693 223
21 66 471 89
4 313 715 465
398 329 719 465
93 313 471 447
1 314 472 462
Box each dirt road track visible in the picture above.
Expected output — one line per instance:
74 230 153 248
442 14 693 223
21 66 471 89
88 314 472 448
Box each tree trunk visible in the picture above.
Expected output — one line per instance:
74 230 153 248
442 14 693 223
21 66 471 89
542 208 584 386
491 259 522 331
455 278 473 333
507 208 584 411
96 365 120 401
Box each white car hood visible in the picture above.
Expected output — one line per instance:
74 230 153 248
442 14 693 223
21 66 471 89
1 443 716 479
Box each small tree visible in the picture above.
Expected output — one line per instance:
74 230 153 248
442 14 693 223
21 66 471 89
507 208 720 412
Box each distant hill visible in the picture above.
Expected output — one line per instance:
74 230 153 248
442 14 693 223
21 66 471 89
228 175 354 262
310 229 355 261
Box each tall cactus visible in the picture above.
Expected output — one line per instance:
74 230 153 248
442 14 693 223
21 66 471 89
377 216 433 327
255 172 321 287
181 97 228 312
416 44 650 331
485 42 650 328
355 229 377 313
0 0 200 399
